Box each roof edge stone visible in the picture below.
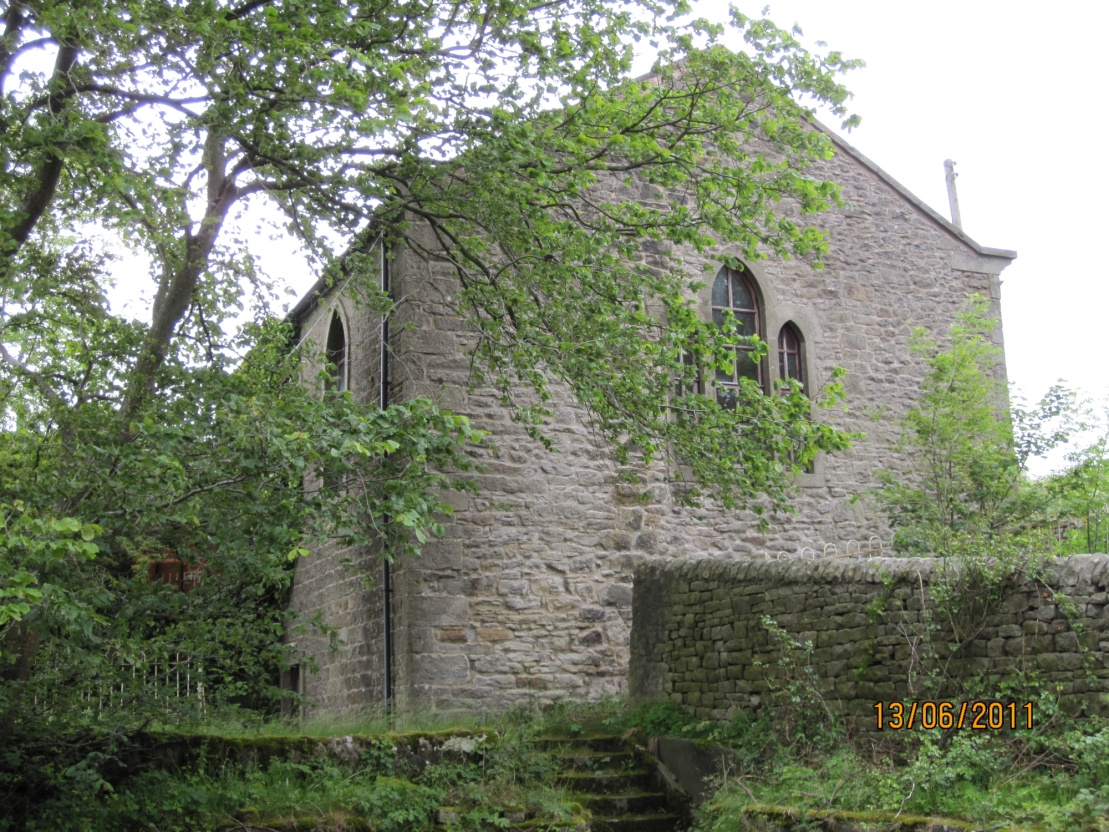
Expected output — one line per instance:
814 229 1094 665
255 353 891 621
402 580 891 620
815 119 1017 264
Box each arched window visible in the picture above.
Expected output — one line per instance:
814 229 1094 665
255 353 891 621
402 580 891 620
778 321 814 472
777 323 804 389
711 264 762 408
326 311 348 392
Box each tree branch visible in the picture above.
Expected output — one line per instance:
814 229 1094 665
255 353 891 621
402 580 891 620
0 342 66 408
0 1 27 93
224 0 276 22
120 130 241 427
156 475 251 509
64 83 208 118
3 40 78 255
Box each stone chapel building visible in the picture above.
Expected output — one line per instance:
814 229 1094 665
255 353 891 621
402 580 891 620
286 124 1015 716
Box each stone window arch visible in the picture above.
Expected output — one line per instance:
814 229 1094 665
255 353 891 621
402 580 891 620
326 310 348 393
711 264 764 407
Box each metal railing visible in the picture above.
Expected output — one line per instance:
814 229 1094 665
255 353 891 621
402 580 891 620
35 650 207 717
768 535 892 561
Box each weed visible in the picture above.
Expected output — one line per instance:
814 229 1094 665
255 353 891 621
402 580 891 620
750 616 842 753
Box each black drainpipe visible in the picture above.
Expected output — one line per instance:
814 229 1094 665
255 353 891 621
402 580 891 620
380 245 394 707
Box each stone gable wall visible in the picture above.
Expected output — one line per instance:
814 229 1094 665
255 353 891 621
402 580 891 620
289 133 1014 716
629 555 1109 723
379 139 1012 714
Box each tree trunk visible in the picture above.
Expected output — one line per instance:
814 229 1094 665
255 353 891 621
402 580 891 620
0 619 43 747
119 130 238 429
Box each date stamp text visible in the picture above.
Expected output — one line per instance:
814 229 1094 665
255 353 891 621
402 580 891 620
873 700 1034 730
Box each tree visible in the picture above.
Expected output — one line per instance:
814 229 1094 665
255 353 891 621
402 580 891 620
0 0 859 760
1 0 859 496
877 295 1080 558
872 299 1095 699
1035 405 1109 555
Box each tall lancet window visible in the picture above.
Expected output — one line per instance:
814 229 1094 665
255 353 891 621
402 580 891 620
778 321 813 472
711 264 763 408
778 323 804 389
326 311 348 393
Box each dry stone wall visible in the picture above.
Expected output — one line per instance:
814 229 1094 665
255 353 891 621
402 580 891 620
629 555 1109 723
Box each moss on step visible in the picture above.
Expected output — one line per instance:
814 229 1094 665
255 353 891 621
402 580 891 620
743 803 1033 831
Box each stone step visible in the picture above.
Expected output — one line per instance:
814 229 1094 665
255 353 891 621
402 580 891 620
588 812 686 832
536 735 629 753
559 770 658 794
558 750 636 771
539 733 689 832
578 791 671 815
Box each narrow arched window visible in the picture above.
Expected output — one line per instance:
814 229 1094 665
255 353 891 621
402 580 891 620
778 322 813 472
711 264 762 408
778 323 804 389
326 312 348 392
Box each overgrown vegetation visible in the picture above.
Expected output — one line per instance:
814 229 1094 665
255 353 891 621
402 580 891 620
8 686 1109 831
876 293 1109 565
1035 411 1109 556
479 698 1109 830
677 677 1109 831
0 710 585 832
566 689 1109 830
876 295 1074 560
866 296 1105 700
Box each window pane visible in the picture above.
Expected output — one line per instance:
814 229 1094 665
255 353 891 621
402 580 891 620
777 324 802 385
712 270 729 307
736 311 757 336
709 263 764 396
731 271 754 310
327 313 348 392
336 354 347 392
677 350 703 397
736 350 760 382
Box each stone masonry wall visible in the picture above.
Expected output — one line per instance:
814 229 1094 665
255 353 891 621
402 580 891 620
630 555 1109 724
286 244 392 714
379 128 1016 714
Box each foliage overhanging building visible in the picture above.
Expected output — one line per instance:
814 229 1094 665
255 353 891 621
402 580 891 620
286 119 1015 715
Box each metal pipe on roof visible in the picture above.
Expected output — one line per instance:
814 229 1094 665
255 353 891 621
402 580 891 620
944 159 963 230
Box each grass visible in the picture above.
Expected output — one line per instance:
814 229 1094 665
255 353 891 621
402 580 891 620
669 697 1109 832
172 706 500 739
